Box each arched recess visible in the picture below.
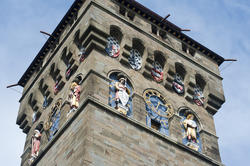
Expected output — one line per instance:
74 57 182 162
143 89 174 136
151 51 166 82
128 38 144 70
178 107 202 152
105 25 123 58
172 62 186 94
175 62 186 80
108 71 133 117
110 25 123 44
194 74 206 106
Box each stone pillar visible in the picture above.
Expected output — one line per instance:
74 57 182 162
132 93 147 124
169 114 183 142
200 130 221 162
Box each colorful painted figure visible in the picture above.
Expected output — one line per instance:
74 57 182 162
172 74 185 94
193 86 204 106
105 37 120 58
54 80 59 95
78 47 86 63
67 82 81 116
183 114 197 143
151 61 163 82
128 49 142 70
29 130 42 163
42 96 48 109
65 64 72 80
115 77 130 115
182 113 200 151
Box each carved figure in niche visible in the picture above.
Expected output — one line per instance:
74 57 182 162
109 73 133 116
115 76 131 115
78 47 86 63
67 81 81 116
183 114 197 143
29 130 41 163
172 74 185 94
42 96 48 109
151 61 163 82
54 80 59 95
143 89 174 135
193 86 204 106
44 100 61 140
179 109 201 152
105 37 120 58
128 49 142 70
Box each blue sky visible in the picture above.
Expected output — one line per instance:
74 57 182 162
1 0 250 165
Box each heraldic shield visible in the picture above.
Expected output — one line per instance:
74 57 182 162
109 73 133 116
172 74 185 94
151 61 163 82
128 49 142 70
105 37 120 58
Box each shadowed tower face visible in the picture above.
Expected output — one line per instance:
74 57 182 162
15 0 226 165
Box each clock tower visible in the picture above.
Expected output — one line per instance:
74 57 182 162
16 0 226 165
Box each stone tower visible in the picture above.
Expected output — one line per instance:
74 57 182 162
16 0 226 165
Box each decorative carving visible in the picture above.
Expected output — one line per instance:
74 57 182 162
179 109 201 152
151 61 163 82
128 49 142 70
172 74 185 94
29 130 41 164
109 73 133 116
42 96 48 109
53 80 59 95
143 89 174 135
78 47 86 63
105 37 120 58
193 86 204 106
65 64 73 80
67 82 81 116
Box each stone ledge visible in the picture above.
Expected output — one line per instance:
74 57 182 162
31 96 224 166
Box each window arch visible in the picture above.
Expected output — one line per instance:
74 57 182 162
151 51 165 82
110 25 123 44
178 107 202 152
108 71 133 117
194 74 206 106
175 62 186 80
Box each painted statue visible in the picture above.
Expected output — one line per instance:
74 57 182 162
172 74 185 94
115 77 130 115
29 130 42 163
78 47 86 63
105 37 120 58
183 114 197 143
128 49 142 70
67 82 81 116
151 61 163 82
32 112 37 124
193 86 204 106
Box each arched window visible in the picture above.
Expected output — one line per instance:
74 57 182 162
109 72 133 117
151 51 165 82
143 89 174 135
194 74 206 106
105 26 123 58
128 38 144 70
179 107 202 152
172 63 186 94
